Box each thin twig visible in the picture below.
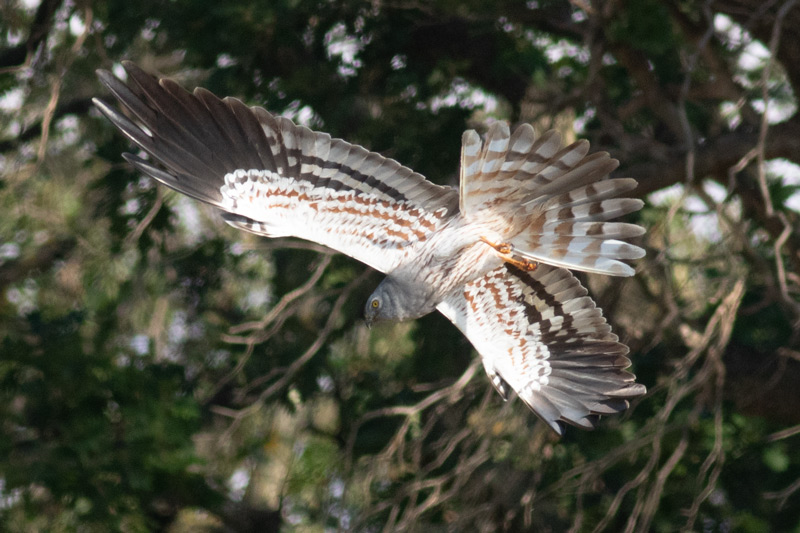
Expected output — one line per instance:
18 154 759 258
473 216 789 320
36 6 93 164
755 0 798 218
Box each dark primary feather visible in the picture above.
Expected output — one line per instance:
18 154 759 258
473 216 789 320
95 63 269 207
93 61 458 214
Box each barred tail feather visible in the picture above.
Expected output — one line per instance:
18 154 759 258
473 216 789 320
456 123 645 277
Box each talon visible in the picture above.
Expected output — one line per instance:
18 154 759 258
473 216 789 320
480 236 513 255
480 237 537 271
505 256 538 272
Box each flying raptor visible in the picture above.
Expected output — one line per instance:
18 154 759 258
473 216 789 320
94 61 646 435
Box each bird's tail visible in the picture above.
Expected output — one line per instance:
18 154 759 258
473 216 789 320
459 123 645 277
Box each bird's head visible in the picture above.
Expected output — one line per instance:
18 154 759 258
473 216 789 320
363 280 396 328
363 276 435 327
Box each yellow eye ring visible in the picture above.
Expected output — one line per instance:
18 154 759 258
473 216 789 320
371 299 379 308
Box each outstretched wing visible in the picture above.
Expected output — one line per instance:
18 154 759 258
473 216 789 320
93 61 458 273
459 123 644 277
437 263 645 434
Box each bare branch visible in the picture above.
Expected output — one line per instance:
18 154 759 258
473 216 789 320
0 0 64 70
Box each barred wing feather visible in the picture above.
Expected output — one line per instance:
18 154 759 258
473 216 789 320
94 61 458 273
437 263 646 434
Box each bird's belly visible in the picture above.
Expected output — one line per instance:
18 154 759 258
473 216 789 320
410 229 503 301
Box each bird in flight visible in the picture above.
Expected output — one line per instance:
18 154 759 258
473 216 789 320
94 61 646 435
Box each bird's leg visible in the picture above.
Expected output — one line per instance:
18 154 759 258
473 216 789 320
506 256 538 272
480 236 513 255
479 236 538 272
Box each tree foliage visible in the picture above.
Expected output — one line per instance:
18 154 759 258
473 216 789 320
1 0 800 531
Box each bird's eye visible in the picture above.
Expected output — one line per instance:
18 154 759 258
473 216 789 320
371 299 379 308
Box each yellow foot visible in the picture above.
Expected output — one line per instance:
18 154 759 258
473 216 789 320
479 236 513 255
505 256 538 272
480 237 538 272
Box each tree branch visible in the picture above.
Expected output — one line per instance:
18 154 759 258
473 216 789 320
0 0 64 69
0 97 94 153
625 117 800 194
714 0 800 92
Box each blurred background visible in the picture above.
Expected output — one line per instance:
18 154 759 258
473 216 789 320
1 0 800 531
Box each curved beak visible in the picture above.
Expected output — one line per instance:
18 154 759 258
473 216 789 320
363 302 377 329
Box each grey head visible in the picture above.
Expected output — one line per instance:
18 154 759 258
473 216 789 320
363 275 439 327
